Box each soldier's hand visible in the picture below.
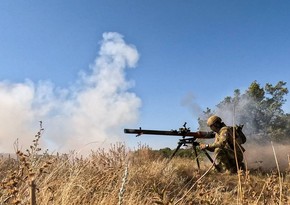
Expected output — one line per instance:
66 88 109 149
200 143 209 150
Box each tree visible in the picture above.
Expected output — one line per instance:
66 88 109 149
198 80 290 143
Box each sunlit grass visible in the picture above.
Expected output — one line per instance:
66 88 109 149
0 133 289 204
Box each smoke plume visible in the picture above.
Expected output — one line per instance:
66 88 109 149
195 94 290 171
244 142 290 171
181 92 203 118
0 32 141 154
215 97 289 170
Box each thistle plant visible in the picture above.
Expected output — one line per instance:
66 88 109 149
1 121 53 205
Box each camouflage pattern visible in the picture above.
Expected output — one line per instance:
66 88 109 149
208 126 245 173
207 115 222 126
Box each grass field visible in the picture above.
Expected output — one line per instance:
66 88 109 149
0 136 289 205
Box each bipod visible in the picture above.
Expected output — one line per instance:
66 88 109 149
169 137 220 171
169 137 202 169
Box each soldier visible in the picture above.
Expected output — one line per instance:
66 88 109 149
199 115 245 173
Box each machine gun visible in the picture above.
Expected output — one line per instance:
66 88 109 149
124 123 220 171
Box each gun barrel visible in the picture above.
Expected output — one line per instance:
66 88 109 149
124 128 203 137
125 128 177 136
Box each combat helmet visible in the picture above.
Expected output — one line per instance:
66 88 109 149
207 115 222 127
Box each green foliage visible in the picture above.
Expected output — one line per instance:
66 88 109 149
158 147 172 158
157 147 200 159
247 81 265 101
199 80 290 143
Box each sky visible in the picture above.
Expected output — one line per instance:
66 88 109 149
1 1 290 155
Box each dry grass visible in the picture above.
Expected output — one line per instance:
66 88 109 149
0 139 289 204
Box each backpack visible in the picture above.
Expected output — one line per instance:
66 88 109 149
229 125 247 145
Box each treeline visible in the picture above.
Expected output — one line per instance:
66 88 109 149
198 80 290 143
152 147 201 159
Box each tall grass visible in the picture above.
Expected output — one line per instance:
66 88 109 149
0 135 289 204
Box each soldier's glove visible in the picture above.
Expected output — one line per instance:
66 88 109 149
200 144 209 150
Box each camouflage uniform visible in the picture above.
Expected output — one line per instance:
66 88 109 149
208 126 245 173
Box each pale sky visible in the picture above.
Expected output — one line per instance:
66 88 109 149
1 1 290 153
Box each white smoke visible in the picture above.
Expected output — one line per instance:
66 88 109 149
0 32 141 154
244 142 290 171
206 96 290 171
180 89 290 171
181 92 203 118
